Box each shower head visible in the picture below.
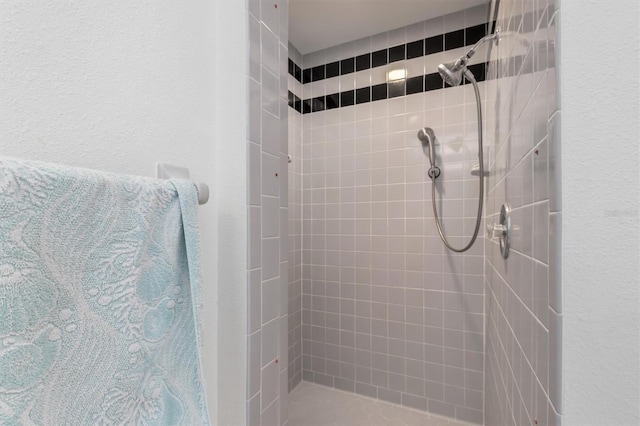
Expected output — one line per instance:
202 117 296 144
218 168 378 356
438 31 499 87
438 61 464 87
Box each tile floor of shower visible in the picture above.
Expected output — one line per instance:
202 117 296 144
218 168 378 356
287 382 472 426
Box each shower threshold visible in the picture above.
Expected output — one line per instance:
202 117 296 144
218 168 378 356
287 381 474 426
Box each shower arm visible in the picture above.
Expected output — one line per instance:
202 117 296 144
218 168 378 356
456 31 500 68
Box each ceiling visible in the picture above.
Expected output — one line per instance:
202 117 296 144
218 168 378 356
289 0 491 55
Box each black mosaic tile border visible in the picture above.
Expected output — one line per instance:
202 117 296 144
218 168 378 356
288 22 495 85
288 90 303 113
288 61 493 114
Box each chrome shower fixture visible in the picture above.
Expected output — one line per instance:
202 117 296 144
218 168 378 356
426 29 499 253
438 31 500 87
437 60 470 87
417 127 440 179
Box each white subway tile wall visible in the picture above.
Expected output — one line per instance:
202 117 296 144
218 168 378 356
247 1 289 425
287 5 492 425
484 0 561 425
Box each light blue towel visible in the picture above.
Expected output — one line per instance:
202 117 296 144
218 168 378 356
0 157 210 425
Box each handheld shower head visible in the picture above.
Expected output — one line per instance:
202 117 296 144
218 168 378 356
417 127 440 179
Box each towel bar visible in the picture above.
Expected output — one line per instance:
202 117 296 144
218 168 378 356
156 163 209 205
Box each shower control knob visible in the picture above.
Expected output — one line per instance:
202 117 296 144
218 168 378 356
487 204 512 259
427 166 441 179
486 222 507 238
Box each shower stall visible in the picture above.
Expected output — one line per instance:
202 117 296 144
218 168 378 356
247 0 561 424
286 6 494 423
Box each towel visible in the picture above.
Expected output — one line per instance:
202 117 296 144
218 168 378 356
0 157 210 425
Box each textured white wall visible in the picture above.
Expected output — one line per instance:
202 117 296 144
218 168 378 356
215 1 248 424
0 0 249 423
561 0 640 424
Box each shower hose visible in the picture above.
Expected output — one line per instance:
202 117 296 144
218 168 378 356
431 70 484 253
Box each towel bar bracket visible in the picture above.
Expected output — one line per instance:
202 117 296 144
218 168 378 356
156 163 209 205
